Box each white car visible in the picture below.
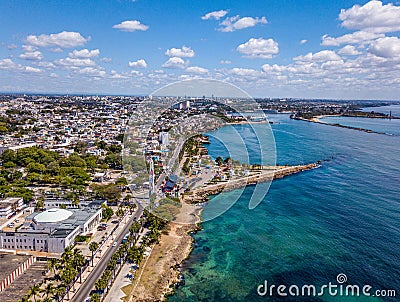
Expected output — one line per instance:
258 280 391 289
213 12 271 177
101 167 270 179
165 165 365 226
112 242 118 247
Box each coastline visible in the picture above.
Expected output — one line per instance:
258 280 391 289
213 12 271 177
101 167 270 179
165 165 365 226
293 115 392 135
127 163 321 301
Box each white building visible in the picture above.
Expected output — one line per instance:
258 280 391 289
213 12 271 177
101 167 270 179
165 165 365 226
0 198 24 219
159 132 169 147
0 205 102 253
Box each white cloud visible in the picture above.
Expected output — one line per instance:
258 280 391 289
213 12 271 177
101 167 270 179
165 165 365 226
19 50 43 60
186 66 208 74
128 59 147 68
113 20 149 32
236 38 279 59
165 46 195 58
7 44 18 50
55 57 96 67
0 59 17 69
100 57 112 63
24 66 41 73
300 39 308 44
26 31 88 48
321 31 384 46
162 57 187 69
339 0 400 33
201 10 228 20
338 45 362 56
220 60 232 64
78 67 106 77
369 36 400 58
219 16 267 32
69 49 100 58
228 67 263 77
294 50 342 62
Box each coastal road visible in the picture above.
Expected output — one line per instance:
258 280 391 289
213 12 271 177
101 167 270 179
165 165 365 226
71 207 143 302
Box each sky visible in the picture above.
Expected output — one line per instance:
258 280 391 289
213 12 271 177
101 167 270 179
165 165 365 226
1 0 400 99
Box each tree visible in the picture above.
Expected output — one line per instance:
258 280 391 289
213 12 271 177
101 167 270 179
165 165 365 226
35 197 45 211
90 293 101 302
40 283 55 298
215 156 223 166
27 284 40 302
53 285 66 302
47 258 58 276
116 207 125 218
89 241 99 266
19 296 30 302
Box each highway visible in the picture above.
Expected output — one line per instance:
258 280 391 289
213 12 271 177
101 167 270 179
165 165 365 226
71 208 143 302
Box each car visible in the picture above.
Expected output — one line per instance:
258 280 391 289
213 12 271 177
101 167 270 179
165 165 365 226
8 223 14 227
15 219 20 223
112 242 118 247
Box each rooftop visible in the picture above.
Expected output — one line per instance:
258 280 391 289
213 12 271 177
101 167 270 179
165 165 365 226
33 208 73 223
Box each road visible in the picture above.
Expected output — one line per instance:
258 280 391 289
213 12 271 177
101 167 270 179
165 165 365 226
71 207 143 302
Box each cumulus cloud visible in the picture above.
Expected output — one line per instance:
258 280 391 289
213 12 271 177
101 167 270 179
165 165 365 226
237 38 279 59
300 39 308 44
113 20 149 32
165 46 195 58
24 66 41 73
19 50 43 60
69 49 100 58
369 36 400 58
339 0 400 33
201 10 228 20
338 45 362 56
219 16 267 32
185 66 208 74
78 67 106 77
128 59 147 68
55 57 96 67
0 59 17 69
294 50 342 62
321 31 384 46
26 31 88 48
220 60 232 64
229 67 263 77
162 57 187 69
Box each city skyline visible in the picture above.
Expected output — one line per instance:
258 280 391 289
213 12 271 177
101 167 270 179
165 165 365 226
1 0 400 99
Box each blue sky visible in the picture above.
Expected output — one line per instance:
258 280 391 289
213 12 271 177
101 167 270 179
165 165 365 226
1 0 400 99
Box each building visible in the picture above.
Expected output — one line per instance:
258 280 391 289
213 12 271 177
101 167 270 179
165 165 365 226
0 198 24 219
0 204 102 253
159 132 169 147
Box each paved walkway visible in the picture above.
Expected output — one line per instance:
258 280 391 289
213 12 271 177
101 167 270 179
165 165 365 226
64 212 133 301
103 229 147 302
103 262 133 302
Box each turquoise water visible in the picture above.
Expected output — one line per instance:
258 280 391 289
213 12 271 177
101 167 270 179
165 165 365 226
170 114 400 301
320 116 400 136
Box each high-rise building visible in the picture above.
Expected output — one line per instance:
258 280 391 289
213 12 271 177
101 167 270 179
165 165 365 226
159 132 169 146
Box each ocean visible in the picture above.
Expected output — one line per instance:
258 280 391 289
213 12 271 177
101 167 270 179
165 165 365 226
170 111 400 302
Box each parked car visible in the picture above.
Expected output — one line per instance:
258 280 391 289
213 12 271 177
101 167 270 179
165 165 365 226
8 223 14 227
112 242 118 247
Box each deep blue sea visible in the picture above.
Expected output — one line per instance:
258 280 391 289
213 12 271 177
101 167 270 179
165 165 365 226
170 112 400 302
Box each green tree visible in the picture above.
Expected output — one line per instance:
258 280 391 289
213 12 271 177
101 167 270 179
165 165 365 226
27 284 40 302
40 283 55 298
89 241 99 266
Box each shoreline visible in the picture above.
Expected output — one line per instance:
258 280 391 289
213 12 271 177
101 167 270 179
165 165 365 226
292 115 393 135
128 163 321 301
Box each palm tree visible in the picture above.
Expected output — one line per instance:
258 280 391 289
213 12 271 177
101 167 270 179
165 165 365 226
89 241 99 266
27 284 41 302
47 258 58 276
53 284 66 302
90 293 101 302
40 283 55 298
19 296 30 302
